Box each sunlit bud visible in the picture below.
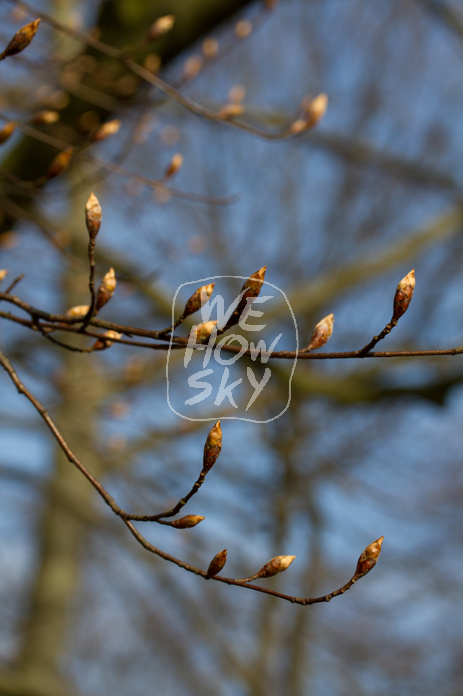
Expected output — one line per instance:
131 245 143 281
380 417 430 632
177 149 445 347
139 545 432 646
289 119 309 135
171 514 205 529
0 269 8 282
304 93 328 129
258 555 296 578
306 313 334 351
31 110 60 125
194 320 217 344
147 15 175 42
65 304 90 318
85 193 102 240
235 19 252 39
96 267 116 311
0 19 41 60
219 103 245 119
0 122 16 145
182 283 215 319
183 54 203 80
47 147 74 179
392 269 415 321
202 37 219 58
92 330 122 350
206 549 227 577
92 119 121 142
164 153 183 179
242 265 267 298
203 420 222 470
355 536 384 577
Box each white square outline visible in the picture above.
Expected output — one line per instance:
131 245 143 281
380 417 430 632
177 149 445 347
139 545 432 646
166 275 298 423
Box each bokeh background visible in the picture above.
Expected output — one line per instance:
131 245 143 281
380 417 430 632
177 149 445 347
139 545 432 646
1 0 463 695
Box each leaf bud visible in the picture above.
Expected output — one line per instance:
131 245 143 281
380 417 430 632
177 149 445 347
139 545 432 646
206 549 227 577
392 269 415 322
171 515 205 529
355 536 384 577
0 122 16 145
164 153 183 179
182 283 215 320
92 330 122 350
306 313 334 351
96 268 116 311
147 15 175 42
203 420 222 470
91 119 121 142
0 19 41 60
194 320 217 344
85 193 102 240
0 269 8 283
65 304 90 318
47 147 74 179
258 555 296 578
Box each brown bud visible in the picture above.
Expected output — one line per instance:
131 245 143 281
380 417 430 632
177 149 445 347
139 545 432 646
206 549 227 577
31 110 60 125
306 313 334 351
194 320 217 344
96 268 116 311
164 153 183 179
85 193 102 240
0 19 41 60
203 420 222 470
242 265 267 298
0 269 8 283
171 515 205 529
147 15 175 42
235 19 252 38
92 330 122 350
65 304 90 318
47 147 74 179
91 119 121 142
355 536 384 577
0 122 16 145
182 283 215 320
258 555 296 578
392 269 415 321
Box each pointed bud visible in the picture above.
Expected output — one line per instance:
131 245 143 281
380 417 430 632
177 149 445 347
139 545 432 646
92 330 122 350
392 270 415 322
203 420 222 470
0 19 41 60
306 313 334 351
0 122 16 145
92 119 121 142
147 15 175 42
242 265 267 298
182 283 215 320
183 54 203 80
65 304 90 318
194 320 217 344
258 555 296 578
164 153 183 179
355 536 384 577
304 93 328 129
171 514 205 529
96 268 116 311
207 549 227 577
85 193 102 240
31 110 60 125
0 269 8 283
47 147 74 179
